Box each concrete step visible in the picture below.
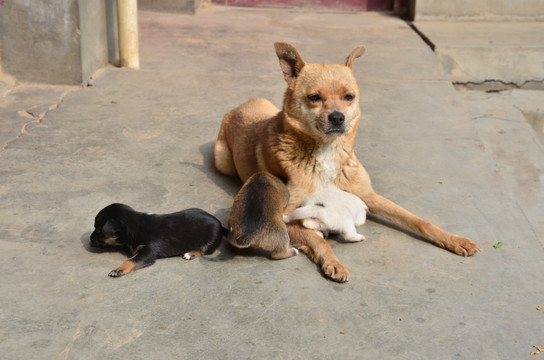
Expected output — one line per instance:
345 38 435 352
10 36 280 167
413 21 544 88
415 0 544 21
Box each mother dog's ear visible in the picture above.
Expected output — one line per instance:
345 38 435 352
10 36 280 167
343 45 366 68
274 42 306 84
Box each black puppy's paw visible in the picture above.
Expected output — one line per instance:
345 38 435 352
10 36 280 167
108 269 125 277
183 252 195 260
108 260 135 277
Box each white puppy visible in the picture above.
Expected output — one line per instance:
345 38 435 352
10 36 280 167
283 187 368 242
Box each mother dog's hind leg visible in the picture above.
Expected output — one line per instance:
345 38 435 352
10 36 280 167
287 223 350 282
214 125 237 176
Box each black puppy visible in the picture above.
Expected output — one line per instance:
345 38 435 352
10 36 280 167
90 203 226 277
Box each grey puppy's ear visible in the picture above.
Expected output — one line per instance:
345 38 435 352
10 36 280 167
274 42 306 85
343 46 366 69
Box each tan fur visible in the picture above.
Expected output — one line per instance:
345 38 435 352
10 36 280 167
110 260 136 277
227 172 297 260
215 42 479 282
183 250 202 260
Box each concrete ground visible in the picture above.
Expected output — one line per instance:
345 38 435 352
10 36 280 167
1 7 544 360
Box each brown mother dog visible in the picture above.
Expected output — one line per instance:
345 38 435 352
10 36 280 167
214 42 480 282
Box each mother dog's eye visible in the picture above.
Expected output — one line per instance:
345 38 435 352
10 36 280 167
307 94 322 103
344 94 355 101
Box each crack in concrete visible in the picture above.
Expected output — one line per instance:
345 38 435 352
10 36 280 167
1 87 80 152
454 79 544 92
470 114 521 123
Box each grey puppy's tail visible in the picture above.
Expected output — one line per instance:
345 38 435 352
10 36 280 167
227 226 252 248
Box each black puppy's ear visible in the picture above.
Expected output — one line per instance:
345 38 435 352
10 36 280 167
102 218 122 235
274 42 306 85
343 45 366 69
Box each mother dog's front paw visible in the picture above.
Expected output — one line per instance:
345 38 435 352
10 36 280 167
322 260 350 283
448 235 480 257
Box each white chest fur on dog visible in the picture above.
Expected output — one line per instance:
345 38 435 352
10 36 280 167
283 187 368 242
313 144 339 189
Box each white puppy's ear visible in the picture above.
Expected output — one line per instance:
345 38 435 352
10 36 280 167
343 45 366 69
274 42 306 85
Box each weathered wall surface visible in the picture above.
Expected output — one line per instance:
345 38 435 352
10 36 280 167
138 0 202 14
416 0 544 20
0 0 108 85
79 1 109 83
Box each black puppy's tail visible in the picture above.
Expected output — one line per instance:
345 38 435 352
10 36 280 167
201 226 227 255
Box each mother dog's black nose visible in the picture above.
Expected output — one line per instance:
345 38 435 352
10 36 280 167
328 111 345 126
